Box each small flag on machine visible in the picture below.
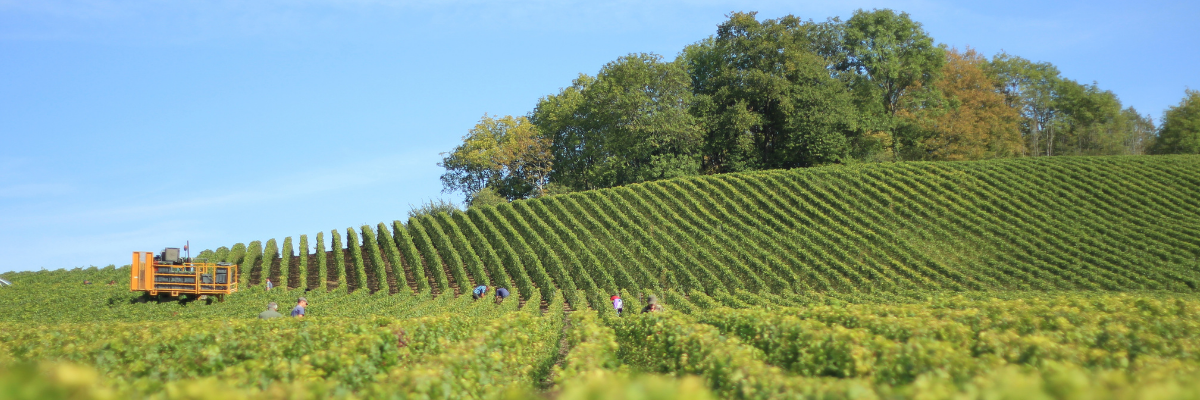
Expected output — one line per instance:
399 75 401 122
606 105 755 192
184 242 189 252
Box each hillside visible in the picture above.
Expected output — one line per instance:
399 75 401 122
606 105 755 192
218 155 1200 303
9 156 1200 308
4 155 1200 399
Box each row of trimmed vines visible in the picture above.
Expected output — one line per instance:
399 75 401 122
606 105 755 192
205 156 1200 310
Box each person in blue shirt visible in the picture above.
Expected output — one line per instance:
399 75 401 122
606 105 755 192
495 287 510 303
472 285 488 300
291 297 307 318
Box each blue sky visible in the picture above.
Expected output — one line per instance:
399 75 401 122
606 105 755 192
1 0 1197 273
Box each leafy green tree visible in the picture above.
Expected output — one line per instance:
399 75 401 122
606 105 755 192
841 8 945 158
439 115 553 201
988 53 1063 156
539 182 573 197
1053 79 1130 155
989 53 1149 157
1120 108 1157 155
1152 90 1200 154
408 198 461 219
468 187 509 209
684 12 859 172
532 53 702 190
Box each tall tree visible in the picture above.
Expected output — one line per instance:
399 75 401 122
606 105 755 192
684 12 859 173
1053 79 1129 156
1152 90 1200 154
841 8 945 159
532 53 702 190
898 47 1021 160
988 53 1063 156
1120 108 1156 155
439 115 552 201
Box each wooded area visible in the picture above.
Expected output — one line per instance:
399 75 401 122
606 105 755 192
441 9 1200 204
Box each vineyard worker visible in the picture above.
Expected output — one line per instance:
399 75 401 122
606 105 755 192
495 287 510 301
472 285 488 300
291 297 307 318
265 278 274 291
258 302 282 319
611 295 624 316
641 295 664 313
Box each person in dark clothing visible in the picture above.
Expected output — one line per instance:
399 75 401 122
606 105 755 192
495 287 510 303
259 302 282 319
642 295 664 313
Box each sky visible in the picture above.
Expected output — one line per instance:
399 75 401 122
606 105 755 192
1 0 1197 273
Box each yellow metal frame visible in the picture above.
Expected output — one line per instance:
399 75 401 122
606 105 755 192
129 252 239 297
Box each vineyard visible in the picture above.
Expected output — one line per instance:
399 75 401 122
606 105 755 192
2 155 1200 399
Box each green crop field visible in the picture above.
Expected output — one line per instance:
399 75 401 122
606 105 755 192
2 155 1200 399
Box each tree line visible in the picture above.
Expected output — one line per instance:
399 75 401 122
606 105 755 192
441 10 1200 205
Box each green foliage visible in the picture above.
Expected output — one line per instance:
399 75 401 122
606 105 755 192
315 231 328 291
297 234 309 291
467 186 509 208
407 217 452 294
346 227 368 292
533 53 702 190
420 215 473 291
228 243 246 265
330 230 345 290
392 220 429 292
440 115 553 201
280 236 293 289
213 246 230 263
242 241 262 286
554 375 716 400
262 238 279 286
685 12 860 172
407 198 461 220
360 226 389 294
1153 89 1200 154
375 223 409 294
194 249 215 263
5 156 1200 399
842 9 945 117
437 10 1169 199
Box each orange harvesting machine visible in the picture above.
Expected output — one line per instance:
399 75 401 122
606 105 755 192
129 248 239 299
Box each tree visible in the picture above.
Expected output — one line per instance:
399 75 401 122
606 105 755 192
532 53 702 190
898 47 1021 161
408 198 461 219
1053 79 1129 156
1120 108 1156 155
1152 90 1200 154
684 12 859 172
439 115 553 201
467 187 508 209
841 8 945 159
988 53 1063 156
